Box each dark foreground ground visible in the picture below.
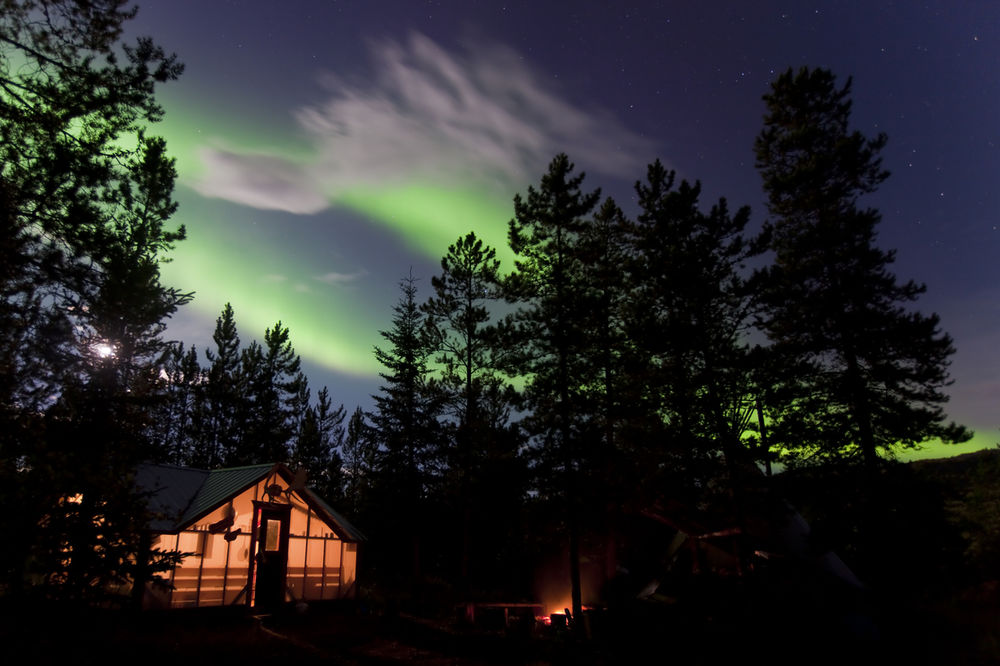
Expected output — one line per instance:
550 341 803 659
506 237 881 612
7 453 999 664
2 594 998 666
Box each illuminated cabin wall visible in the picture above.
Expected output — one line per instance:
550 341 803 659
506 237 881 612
145 475 358 609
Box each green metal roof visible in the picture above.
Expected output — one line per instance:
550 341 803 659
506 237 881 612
179 463 275 526
135 462 363 541
136 463 210 531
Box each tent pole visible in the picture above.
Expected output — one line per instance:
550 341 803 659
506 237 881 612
194 531 206 607
340 540 347 599
304 507 311 599
321 538 328 599
169 533 180 608
221 534 232 604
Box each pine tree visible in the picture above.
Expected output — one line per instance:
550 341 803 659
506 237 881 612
291 386 346 502
628 161 758 500
754 67 970 470
199 303 245 467
153 342 202 465
342 405 377 521
240 321 302 464
0 0 187 600
424 232 513 427
423 231 521 592
34 128 189 607
575 197 634 506
370 272 441 585
507 153 601 626
0 0 183 426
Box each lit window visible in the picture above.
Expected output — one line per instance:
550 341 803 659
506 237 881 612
265 520 280 551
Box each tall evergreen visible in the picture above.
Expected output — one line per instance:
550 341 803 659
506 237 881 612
754 67 970 470
370 272 441 584
342 405 377 521
153 342 203 465
628 161 758 501
240 321 303 465
507 154 601 625
423 232 513 428
423 232 521 593
0 0 187 600
575 197 633 504
36 135 190 604
291 386 346 502
199 303 245 467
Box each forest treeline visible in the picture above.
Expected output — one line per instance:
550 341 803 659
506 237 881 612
0 1 975 609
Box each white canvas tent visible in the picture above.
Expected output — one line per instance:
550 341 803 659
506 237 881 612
136 462 363 610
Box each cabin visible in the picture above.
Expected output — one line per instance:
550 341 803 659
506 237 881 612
135 462 363 610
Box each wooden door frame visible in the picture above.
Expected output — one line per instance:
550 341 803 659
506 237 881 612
247 501 292 608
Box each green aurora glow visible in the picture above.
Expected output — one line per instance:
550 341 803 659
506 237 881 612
153 98 994 461
159 206 383 377
154 75 522 376
156 97 315 182
897 430 998 462
156 100 517 379
336 184 515 264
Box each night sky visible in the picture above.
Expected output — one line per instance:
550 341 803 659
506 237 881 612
127 1 999 459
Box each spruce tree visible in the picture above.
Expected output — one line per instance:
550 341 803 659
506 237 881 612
153 342 203 465
342 405 376 521
240 321 303 464
370 272 441 585
629 161 758 499
754 67 970 470
423 231 521 593
0 0 187 600
507 154 601 626
291 386 346 502
575 197 633 506
199 303 245 466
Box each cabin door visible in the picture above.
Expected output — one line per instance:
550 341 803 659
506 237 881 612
251 503 290 610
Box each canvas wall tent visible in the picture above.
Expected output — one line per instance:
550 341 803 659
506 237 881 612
135 462 363 610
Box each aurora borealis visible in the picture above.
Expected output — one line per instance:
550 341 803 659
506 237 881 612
130 1 999 458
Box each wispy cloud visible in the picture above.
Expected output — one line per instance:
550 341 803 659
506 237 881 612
192 32 653 214
196 150 326 214
261 273 288 283
314 270 367 286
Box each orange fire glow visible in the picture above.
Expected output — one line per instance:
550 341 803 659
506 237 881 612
536 595 591 627
543 596 573 617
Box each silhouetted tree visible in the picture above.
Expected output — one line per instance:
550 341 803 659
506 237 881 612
508 154 601 625
36 137 190 604
153 342 203 464
0 0 187 600
341 405 377 521
629 161 758 502
423 231 522 593
754 67 970 471
240 321 303 464
370 273 442 585
197 303 246 467
291 386 346 503
575 197 635 499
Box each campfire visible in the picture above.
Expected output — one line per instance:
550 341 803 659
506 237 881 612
532 555 604 630
458 596 595 633
539 608 571 629
535 596 596 630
